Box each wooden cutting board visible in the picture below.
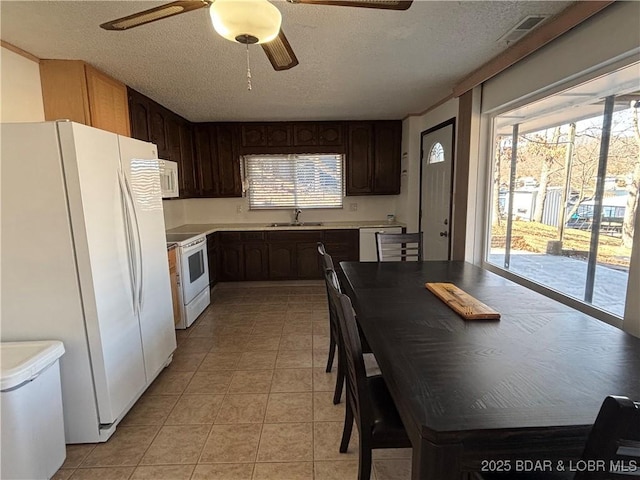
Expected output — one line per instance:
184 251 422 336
425 282 501 320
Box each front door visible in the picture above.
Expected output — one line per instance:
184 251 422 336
419 119 455 260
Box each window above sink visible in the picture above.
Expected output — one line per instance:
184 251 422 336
245 154 343 210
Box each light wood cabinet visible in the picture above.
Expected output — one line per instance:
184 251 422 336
40 60 131 136
167 247 181 327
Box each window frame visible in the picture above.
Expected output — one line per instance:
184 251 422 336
477 65 640 330
243 153 345 210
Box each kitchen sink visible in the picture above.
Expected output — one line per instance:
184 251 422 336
268 222 324 227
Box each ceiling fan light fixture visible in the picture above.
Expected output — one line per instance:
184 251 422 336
209 0 282 44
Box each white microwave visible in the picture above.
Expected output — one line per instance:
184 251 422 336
158 160 179 198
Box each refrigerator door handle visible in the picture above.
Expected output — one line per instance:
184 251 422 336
122 173 144 313
117 170 138 314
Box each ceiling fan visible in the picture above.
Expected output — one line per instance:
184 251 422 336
100 0 413 72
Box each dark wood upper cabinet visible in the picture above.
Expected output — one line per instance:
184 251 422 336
267 123 292 147
193 123 242 198
346 120 401 196
347 122 374 195
373 121 401 194
178 122 196 198
215 124 242 198
293 123 317 146
241 124 267 147
165 116 181 163
318 123 343 146
193 124 217 197
128 87 198 199
149 107 168 159
128 89 151 142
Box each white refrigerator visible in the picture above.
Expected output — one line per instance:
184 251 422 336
1 121 177 443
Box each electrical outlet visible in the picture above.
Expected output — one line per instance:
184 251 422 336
236 204 243 214
349 203 358 212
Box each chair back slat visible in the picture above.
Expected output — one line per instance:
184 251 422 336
317 242 336 271
376 232 423 261
324 268 372 432
575 396 640 480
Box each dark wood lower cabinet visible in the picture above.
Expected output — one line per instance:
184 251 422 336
215 229 358 282
297 243 323 279
268 243 296 280
244 243 269 281
220 243 244 282
207 233 218 286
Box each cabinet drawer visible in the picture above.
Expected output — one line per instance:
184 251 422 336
268 230 323 243
242 231 265 242
324 229 357 244
219 232 241 243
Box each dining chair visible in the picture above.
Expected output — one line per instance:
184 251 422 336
375 232 423 261
479 395 640 480
325 268 411 480
318 243 376 405
317 242 341 399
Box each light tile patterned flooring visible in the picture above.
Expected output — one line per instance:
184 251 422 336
53 281 412 480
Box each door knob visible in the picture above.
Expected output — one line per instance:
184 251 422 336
439 231 448 237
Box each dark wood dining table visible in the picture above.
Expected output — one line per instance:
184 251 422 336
339 261 640 480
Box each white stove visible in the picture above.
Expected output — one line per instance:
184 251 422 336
166 233 210 328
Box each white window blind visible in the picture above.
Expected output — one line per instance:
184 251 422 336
245 154 343 209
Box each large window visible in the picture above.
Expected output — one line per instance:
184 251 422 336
245 154 343 209
485 65 639 320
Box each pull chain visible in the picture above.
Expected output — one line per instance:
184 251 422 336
245 38 252 91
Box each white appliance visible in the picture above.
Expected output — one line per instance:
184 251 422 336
1 341 66 480
166 233 211 328
159 159 179 198
359 226 403 261
1 121 177 443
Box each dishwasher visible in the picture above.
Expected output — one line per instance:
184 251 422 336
359 227 403 261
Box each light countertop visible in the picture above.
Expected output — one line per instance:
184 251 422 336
166 221 405 236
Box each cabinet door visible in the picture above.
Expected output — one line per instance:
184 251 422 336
373 121 401 194
268 243 296 280
149 106 168 158
215 124 242 197
318 123 343 146
244 244 269 281
84 64 131 136
207 233 218 286
165 115 182 163
241 124 267 147
220 244 244 281
267 123 292 147
128 89 151 142
178 122 197 198
40 60 91 126
346 122 374 195
297 242 323 279
194 124 217 197
294 123 317 146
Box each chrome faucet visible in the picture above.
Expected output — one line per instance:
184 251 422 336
293 208 302 225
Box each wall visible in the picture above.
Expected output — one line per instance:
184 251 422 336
398 99 459 233
0 46 44 122
164 195 399 227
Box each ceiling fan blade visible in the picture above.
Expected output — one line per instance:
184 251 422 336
100 1 209 31
262 30 299 71
286 0 412 10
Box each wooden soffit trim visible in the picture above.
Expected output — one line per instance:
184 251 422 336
1 40 40 63
452 0 614 98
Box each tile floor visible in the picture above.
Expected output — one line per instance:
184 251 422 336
53 281 412 480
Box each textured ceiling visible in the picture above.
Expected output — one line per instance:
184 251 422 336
0 0 573 122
